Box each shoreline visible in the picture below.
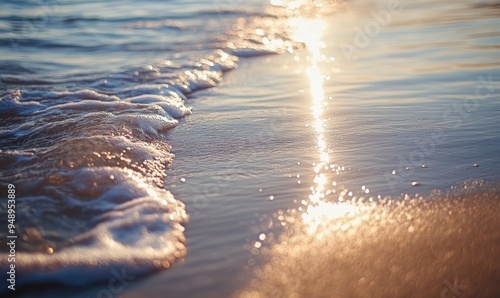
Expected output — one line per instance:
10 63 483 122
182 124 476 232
4 1 500 296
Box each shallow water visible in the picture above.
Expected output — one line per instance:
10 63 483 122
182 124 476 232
121 2 500 296
0 0 272 290
1 0 499 297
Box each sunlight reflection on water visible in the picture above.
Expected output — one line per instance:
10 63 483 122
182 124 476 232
290 16 362 236
239 3 500 297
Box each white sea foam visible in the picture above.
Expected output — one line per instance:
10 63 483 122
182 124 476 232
11 167 188 287
0 91 45 116
0 0 287 290
125 94 192 118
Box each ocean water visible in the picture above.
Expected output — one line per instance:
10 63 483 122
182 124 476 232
1 0 499 297
0 0 270 291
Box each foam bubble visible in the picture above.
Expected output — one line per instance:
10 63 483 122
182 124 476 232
125 94 192 118
8 167 188 287
0 91 45 116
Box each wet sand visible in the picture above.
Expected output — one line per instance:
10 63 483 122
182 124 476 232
240 187 500 298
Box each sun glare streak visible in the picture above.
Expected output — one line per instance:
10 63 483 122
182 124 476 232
289 16 359 234
297 17 329 203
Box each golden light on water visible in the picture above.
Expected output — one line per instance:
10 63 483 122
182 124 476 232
290 16 359 234
243 4 500 297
